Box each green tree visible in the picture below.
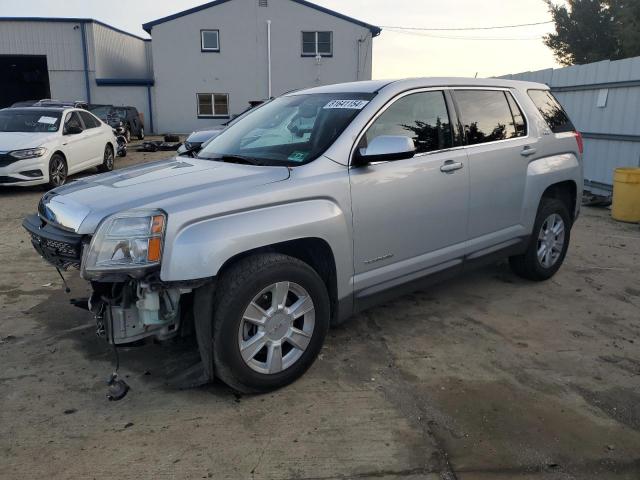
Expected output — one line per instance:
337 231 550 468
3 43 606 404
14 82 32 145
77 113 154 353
611 0 640 56
544 0 640 66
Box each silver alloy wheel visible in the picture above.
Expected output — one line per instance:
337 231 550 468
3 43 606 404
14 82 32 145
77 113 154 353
537 213 565 268
104 147 114 170
49 156 67 186
238 281 315 374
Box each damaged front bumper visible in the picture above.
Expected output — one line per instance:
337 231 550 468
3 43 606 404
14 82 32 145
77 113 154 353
23 214 85 270
23 213 189 346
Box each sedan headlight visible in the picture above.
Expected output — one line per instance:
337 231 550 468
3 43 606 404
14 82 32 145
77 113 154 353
10 147 47 160
83 210 166 274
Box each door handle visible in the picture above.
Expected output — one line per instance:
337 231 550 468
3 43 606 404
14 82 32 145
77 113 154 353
521 146 537 157
440 160 464 173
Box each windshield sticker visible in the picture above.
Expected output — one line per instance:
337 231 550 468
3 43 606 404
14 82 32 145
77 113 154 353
38 116 58 125
288 151 308 162
323 100 369 110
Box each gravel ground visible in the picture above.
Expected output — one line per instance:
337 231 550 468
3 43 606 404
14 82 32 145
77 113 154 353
0 143 639 479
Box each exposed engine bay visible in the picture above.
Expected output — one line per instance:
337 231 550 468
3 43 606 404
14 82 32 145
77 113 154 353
91 281 191 345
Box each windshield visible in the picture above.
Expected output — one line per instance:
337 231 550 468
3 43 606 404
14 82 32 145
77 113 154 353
114 107 128 118
197 92 375 166
0 109 62 133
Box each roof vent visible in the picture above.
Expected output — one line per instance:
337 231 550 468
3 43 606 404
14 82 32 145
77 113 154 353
259 0 268 6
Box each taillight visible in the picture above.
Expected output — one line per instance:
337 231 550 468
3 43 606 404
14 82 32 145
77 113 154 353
574 131 584 155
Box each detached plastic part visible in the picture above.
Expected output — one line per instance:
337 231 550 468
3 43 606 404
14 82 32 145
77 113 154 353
106 373 130 401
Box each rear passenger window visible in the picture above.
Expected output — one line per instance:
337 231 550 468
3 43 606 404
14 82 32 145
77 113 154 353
455 90 526 145
361 91 453 154
79 111 100 129
528 89 574 133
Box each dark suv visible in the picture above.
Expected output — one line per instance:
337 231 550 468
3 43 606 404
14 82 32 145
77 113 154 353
88 105 145 141
113 106 145 141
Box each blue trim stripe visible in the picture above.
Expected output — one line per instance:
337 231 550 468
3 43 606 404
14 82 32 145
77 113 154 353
142 0 381 36
96 78 155 86
0 17 150 42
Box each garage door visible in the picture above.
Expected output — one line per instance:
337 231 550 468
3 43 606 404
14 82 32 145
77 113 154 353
0 55 51 108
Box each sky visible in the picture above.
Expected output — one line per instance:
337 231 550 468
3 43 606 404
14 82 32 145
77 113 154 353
0 0 564 78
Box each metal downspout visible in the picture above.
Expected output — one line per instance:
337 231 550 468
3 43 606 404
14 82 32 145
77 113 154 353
267 20 272 98
147 85 154 134
80 22 91 103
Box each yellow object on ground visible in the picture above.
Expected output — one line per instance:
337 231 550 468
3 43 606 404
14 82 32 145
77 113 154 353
612 167 640 222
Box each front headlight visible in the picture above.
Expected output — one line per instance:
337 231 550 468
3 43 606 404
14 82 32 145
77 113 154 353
10 147 47 160
83 210 166 274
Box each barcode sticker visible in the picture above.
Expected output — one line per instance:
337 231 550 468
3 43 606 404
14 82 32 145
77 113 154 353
323 100 369 110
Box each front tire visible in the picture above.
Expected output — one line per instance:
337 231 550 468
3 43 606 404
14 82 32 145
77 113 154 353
509 197 572 281
47 154 68 188
98 144 115 172
212 253 330 393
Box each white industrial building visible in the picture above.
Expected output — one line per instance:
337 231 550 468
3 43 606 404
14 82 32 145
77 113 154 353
0 0 380 134
0 18 154 130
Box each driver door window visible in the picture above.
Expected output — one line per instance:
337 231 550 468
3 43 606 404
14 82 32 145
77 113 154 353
64 112 83 133
360 91 453 154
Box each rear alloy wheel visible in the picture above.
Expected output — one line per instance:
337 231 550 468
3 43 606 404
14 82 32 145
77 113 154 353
98 144 115 172
47 154 67 188
138 127 145 140
211 253 330 393
509 197 571 281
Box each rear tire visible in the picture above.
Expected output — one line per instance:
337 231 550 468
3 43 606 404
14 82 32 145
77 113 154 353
46 154 67 189
98 144 115 172
509 197 571 281
137 127 145 140
211 253 330 393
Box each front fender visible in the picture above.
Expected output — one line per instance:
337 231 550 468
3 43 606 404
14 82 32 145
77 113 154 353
160 199 352 294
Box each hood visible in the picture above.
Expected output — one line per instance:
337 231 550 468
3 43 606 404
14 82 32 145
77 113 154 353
0 132 58 151
42 157 290 234
186 126 225 143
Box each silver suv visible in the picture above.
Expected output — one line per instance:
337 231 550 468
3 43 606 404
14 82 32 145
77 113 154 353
24 78 583 393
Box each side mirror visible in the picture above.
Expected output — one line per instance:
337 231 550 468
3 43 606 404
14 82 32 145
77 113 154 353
65 125 83 135
352 135 416 166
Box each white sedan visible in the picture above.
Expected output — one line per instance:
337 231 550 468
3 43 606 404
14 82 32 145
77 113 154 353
0 107 116 188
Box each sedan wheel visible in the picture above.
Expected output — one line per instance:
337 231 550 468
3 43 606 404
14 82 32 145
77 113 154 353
48 155 67 187
98 145 115 172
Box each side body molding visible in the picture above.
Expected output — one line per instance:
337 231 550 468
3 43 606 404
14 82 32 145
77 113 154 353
160 198 353 296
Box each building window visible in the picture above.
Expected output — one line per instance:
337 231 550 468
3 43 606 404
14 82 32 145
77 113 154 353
201 30 220 52
258 0 268 6
302 31 332 57
197 93 229 117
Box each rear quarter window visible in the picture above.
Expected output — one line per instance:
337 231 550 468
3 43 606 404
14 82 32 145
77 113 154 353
527 90 574 133
454 90 526 146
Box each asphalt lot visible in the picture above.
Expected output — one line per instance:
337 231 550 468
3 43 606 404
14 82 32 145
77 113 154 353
1 142 639 479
